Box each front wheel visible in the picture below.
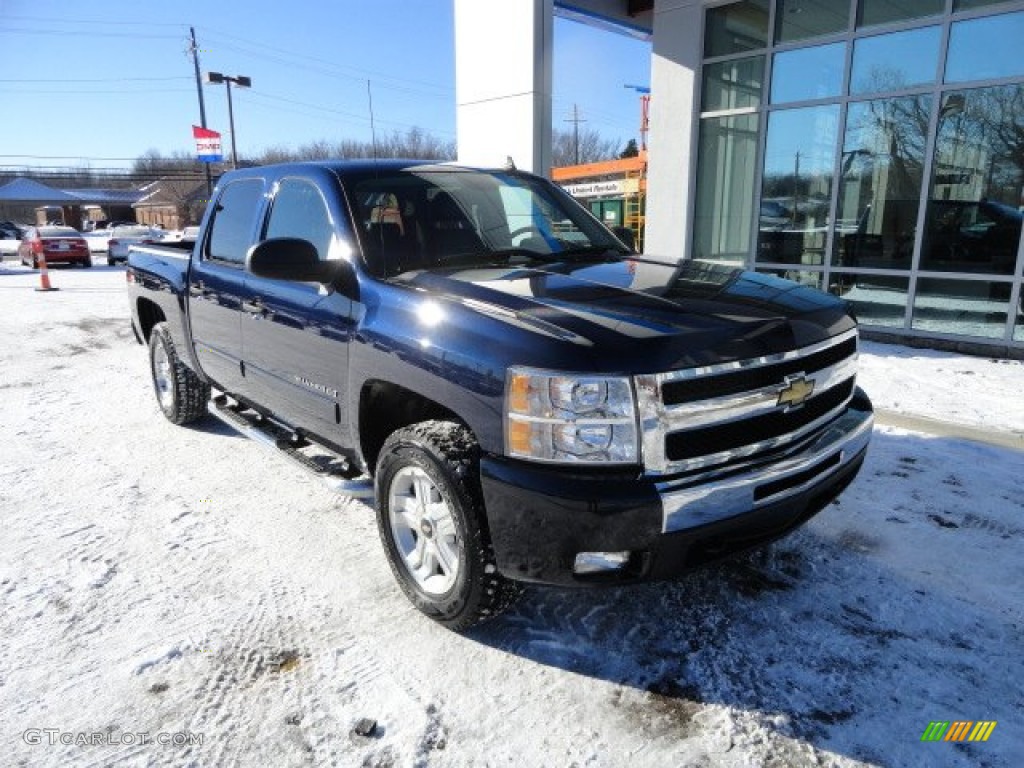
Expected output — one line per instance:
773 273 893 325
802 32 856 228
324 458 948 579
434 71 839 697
375 421 520 630
148 322 210 425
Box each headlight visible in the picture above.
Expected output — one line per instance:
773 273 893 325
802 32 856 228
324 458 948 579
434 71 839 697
505 367 638 464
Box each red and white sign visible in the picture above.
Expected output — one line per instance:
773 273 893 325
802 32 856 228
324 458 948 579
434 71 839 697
192 126 222 163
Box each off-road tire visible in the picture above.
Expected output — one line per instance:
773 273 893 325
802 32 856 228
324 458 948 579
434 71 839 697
375 420 520 630
148 322 210 425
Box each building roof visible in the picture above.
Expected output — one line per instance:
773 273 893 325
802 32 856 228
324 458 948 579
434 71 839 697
0 177 145 206
0 178 82 204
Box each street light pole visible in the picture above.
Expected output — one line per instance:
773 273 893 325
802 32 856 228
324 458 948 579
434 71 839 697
225 78 238 169
205 72 251 170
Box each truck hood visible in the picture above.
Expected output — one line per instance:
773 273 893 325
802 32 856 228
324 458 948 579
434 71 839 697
397 257 855 370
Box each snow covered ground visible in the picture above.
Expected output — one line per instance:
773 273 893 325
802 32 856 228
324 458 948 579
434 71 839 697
1 263 1022 767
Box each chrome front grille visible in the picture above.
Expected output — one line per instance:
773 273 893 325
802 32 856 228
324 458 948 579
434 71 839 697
635 329 859 476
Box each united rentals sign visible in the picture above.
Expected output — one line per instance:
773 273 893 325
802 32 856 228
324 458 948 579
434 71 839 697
561 179 639 199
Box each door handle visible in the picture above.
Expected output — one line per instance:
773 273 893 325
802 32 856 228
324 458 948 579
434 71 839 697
189 280 208 298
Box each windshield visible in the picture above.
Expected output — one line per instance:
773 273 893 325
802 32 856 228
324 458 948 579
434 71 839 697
346 169 629 277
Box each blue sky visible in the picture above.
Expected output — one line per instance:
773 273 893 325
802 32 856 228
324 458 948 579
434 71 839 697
0 0 650 171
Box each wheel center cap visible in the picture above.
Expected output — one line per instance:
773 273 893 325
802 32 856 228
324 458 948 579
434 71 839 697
420 519 435 539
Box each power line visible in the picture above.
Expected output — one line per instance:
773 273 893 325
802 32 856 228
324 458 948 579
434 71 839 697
4 25 182 40
2 14 188 27
0 76 191 84
198 27 454 96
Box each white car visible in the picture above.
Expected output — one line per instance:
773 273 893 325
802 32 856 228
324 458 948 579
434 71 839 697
107 226 164 266
83 229 114 254
0 230 22 260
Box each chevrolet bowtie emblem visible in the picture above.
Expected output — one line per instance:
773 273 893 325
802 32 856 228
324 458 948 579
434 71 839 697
777 374 815 409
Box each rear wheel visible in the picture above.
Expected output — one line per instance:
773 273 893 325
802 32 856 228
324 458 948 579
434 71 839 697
375 421 520 630
148 322 210 425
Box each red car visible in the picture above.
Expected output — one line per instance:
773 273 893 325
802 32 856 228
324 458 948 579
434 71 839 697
19 226 92 268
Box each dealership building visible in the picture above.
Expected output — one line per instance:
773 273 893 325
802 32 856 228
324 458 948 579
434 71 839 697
454 0 1024 355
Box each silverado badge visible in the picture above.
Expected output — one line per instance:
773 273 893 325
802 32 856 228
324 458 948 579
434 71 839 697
777 373 815 409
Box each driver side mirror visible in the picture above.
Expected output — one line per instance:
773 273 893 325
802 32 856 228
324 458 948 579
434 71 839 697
246 237 357 296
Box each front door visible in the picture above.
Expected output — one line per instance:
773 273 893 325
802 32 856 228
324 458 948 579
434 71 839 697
241 176 355 448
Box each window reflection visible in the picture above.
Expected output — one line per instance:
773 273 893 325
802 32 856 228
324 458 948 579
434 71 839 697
702 56 764 112
757 268 823 288
945 11 1024 83
693 114 760 261
705 0 770 58
757 105 839 266
920 86 1024 275
830 273 909 327
850 27 941 96
775 0 849 43
912 278 1011 338
833 96 930 269
771 43 845 104
858 0 943 27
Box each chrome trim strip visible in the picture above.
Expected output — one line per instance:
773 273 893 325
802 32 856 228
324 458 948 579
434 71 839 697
659 406 873 533
636 331 859 475
655 328 857 383
661 357 857 431
654 392 855 474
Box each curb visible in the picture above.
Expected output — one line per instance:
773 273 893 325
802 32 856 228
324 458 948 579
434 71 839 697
874 409 1024 452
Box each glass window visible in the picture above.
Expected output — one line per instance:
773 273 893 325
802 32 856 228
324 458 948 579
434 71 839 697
775 0 850 43
858 0 943 28
1016 306 1024 342
946 11 1024 84
757 105 840 266
955 0 1018 10
702 56 764 112
912 278 1012 338
833 95 931 269
771 42 845 103
693 113 760 261
757 268 824 288
829 273 909 327
705 0 770 58
850 27 941 95
920 86 1024 275
206 179 264 264
265 179 334 259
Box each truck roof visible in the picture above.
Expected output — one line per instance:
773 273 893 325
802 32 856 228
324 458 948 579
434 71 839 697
223 159 510 180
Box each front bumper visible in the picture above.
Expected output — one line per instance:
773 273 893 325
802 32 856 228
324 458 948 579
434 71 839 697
480 387 873 586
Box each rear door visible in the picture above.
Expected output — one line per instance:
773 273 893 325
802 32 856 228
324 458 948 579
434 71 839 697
241 174 356 447
188 177 265 394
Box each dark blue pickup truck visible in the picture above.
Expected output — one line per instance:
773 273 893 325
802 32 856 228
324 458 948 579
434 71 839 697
127 160 873 630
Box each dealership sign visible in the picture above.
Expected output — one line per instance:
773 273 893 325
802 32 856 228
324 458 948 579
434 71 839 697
561 178 639 199
192 126 223 163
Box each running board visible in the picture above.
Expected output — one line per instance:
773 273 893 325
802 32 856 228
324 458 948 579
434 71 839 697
209 395 374 500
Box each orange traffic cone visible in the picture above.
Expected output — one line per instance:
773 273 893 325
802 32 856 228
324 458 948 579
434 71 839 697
35 251 59 292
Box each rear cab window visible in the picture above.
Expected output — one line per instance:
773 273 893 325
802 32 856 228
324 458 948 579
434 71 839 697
206 179 265 265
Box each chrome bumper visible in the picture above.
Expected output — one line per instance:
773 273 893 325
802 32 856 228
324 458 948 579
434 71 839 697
659 400 873 533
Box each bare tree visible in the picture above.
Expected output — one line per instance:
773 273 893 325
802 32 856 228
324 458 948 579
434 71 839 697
551 128 622 167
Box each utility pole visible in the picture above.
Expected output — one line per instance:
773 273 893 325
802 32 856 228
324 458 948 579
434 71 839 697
189 26 213 196
565 104 586 166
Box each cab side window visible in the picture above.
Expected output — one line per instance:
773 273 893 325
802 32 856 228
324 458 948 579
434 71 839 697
265 179 334 260
206 179 264 264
